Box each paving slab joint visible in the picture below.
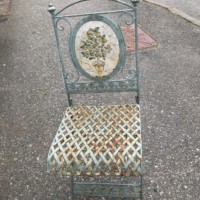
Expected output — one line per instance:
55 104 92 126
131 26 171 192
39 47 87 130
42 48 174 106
143 0 200 27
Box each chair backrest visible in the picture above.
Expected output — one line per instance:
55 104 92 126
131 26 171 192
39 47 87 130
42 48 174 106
48 0 140 106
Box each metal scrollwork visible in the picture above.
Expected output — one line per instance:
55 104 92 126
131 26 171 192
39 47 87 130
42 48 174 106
49 2 139 93
121 52 136 80
65 71 80 83
55 17 72 32
121 61 136 80
67 80 137 94
117 11 135 26
118 11 136 80
55 17 80 83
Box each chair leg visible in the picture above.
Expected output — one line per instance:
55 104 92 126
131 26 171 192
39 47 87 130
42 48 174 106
132 176 143 200
71 177 142 199
140 175 143 200
70 175 74 200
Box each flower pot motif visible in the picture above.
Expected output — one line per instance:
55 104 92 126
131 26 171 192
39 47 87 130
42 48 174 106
80 27 112 77
93 60 105 77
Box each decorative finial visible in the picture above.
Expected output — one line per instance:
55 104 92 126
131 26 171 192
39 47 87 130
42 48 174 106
48 3 56 15
132 0 139 7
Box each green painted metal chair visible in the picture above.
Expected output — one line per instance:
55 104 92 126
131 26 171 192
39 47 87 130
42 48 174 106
47 0 142 199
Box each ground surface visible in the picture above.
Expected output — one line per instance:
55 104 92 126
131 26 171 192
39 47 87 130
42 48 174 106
0 0 11 22
0 0 200 199
150 0 200 20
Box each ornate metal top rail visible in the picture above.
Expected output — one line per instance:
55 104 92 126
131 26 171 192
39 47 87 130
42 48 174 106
51 0 136 17
54 9 135 19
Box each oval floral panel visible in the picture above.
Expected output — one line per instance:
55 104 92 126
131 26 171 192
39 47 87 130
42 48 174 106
70 15 125 81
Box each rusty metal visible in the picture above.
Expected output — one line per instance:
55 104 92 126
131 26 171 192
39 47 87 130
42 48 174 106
47 0 143 199
47 104 142 176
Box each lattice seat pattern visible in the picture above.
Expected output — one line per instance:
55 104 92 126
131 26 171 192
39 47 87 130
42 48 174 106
47 104 142 176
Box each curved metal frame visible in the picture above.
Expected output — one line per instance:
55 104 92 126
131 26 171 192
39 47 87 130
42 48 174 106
54 0 134 16
48 0 140 105
69 15 125 81
47 1 142 199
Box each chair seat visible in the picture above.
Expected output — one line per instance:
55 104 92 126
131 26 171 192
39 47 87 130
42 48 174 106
47 104 142 176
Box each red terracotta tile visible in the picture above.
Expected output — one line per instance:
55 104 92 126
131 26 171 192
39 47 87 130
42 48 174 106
121 24 158 52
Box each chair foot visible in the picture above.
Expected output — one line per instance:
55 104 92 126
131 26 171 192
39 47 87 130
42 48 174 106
140 175 143 200
70 175 74 200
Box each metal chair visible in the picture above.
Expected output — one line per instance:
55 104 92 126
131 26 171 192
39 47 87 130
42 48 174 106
47 0 142 199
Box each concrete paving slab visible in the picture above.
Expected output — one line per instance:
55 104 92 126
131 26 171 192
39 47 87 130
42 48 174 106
144 0 200 21
0 0 200 199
